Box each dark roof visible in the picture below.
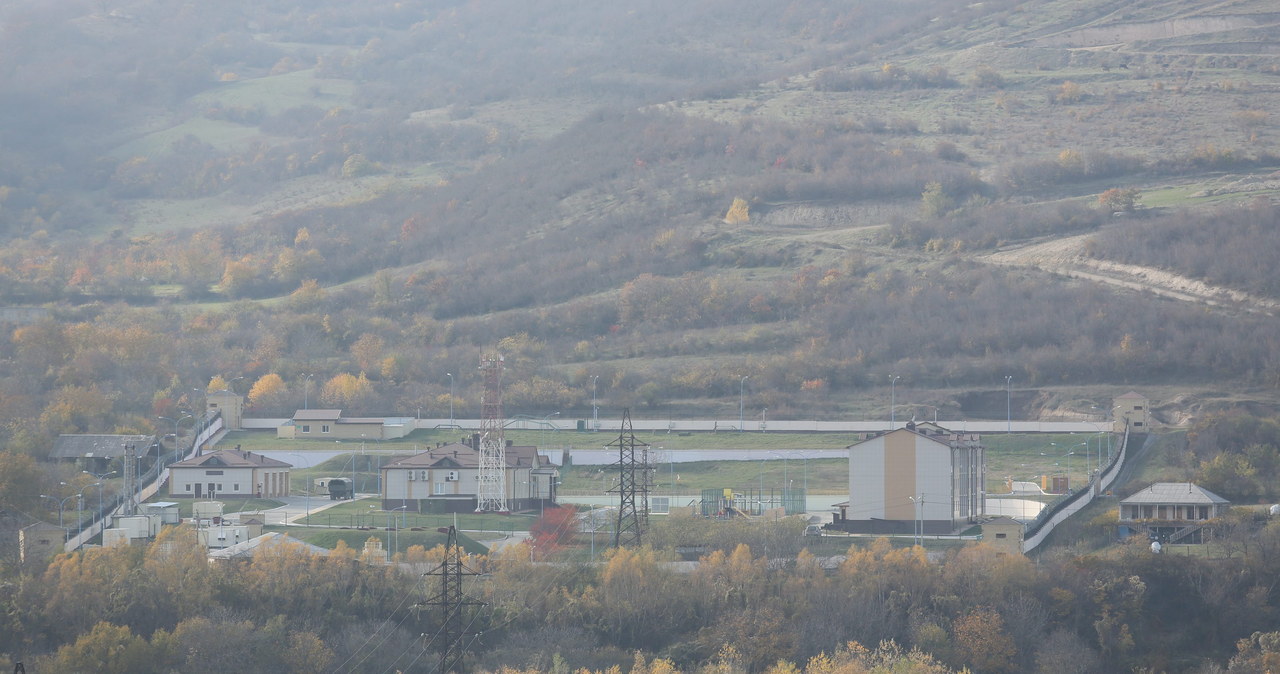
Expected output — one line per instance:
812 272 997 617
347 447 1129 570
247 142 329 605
386 443 541 470
50 434 157 459
172 449 291 469
293 409 342 421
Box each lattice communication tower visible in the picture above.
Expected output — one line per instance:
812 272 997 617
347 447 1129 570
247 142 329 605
475 354 509 513
608 409 651 547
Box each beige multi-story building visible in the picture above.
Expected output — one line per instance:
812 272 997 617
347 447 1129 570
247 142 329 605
835 423 985 535
1113 391 1150 433
170 449 292 499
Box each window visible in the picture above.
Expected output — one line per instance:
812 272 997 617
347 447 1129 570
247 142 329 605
301 424 311 433
1134 405 1144 410
205 470 224 475
217 484 223 491
1133 422 1143 427
322 425 331 433
434 482 447 495
186 484 192 491
995 533 1007 539
233 484 239 491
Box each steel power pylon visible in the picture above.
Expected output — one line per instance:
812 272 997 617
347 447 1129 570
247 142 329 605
419 526 482 673
475 353 508 513
608 409 651 547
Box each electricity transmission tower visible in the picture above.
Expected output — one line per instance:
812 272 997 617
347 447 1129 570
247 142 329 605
475 353 509 513
608 409 651 547
419 526 482 673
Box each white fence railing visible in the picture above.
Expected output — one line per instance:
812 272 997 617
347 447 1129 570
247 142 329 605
1021 426 1130 554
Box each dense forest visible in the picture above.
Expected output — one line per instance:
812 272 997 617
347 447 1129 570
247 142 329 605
9 506 1280 673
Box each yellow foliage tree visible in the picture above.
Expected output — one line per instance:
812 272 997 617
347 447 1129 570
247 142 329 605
206 375 230 393
248 374 288 409
320 372 374 408
724 197 750 224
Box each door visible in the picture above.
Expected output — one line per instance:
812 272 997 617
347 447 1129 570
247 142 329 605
194 483 202 497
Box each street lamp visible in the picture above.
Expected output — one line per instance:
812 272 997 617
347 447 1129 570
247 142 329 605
303 373 315 409
760 407 767 432
540 412 560 450
1005 375 1013 433
908 494 924 547
739 376 749 432
591 375 600 432
76 483 101 541
84 470 116 526
290 453 311 523
157 414 192 463
890 374 901 429
40 492 75 542
446 373 454 428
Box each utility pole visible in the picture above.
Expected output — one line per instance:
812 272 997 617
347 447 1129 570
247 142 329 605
418 526 482 673
609 409 651 547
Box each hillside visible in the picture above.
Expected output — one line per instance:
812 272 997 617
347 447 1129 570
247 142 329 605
0 0 1279 446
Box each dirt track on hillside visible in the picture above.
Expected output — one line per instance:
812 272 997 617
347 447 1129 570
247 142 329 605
983 232 1280 317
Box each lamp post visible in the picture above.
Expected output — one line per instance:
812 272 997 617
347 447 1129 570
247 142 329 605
540 412 560 451
760 407 767 432
303 373 314 409
446 373 454 428
1005 375 1013 433
40 492 75 542
908 494 924 547
739 376 749 432
591 375 599 432
84 470 115 526
290 453 311 523
77 483 101 541
890 374 900 429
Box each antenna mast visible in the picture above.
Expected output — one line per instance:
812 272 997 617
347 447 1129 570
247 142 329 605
475 353 509 513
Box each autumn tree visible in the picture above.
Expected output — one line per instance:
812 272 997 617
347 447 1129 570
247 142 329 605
952 607 1017 672
528 506 579 558
206 375 230 393
724 197 750 224
1098 187 1139 214
247 373 288 411
320 372 375 410
38 622 157 674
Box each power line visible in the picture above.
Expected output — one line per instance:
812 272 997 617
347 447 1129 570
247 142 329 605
416 526 484 673
608 409 651 547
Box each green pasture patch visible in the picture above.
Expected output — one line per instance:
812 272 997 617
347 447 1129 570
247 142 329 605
112 117 266 158
189 69 354 115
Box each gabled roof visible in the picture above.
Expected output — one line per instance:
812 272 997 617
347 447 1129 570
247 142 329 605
387 443 542 470
293 409 342 421
1120 482 1229 506
847 426 972 450
1115 391 1147 400
50 434 157 459
172 449 291 469
207 532 329 560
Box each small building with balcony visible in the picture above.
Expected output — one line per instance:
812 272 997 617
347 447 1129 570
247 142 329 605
1118 482 1229 544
